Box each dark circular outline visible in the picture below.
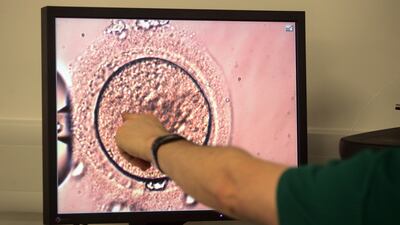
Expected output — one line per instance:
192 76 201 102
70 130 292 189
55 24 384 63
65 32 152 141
94 57 212 182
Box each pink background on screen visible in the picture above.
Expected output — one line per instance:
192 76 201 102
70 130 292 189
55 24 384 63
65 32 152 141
57 20 297 164
174 21 298 165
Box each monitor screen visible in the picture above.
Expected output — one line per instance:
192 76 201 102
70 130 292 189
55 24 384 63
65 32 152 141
42 6 307 224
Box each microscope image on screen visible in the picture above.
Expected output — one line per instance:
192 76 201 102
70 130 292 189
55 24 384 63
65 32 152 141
55 18 297 213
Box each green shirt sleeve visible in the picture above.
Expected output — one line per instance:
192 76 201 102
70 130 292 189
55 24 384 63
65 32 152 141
277 148 400 225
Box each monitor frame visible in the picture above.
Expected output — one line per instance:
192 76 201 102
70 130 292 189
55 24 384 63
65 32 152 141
42 6 307 225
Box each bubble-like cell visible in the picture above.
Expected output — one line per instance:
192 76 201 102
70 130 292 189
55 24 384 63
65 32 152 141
101 201 127 212
184 194 197 206
71 161 85 178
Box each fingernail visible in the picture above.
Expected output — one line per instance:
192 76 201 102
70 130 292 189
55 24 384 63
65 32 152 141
121 112 128 121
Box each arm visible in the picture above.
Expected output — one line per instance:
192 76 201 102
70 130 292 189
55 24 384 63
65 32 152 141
160 142 288 225
116 113 288 225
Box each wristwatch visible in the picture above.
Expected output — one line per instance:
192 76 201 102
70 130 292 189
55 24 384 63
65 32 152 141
151 134 185 173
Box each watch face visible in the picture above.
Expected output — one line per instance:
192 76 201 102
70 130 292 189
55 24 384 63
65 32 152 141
55 18 297 214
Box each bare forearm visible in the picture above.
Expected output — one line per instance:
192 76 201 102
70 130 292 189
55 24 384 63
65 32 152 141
158 141 237 211
115 114 287 224
157 140 288 225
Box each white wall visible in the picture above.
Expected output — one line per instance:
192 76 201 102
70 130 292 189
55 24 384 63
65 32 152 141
0 0 399 223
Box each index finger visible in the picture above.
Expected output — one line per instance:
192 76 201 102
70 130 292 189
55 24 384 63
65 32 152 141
122 112 141 122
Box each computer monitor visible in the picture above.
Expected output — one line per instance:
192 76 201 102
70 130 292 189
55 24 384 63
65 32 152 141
42 6 307 225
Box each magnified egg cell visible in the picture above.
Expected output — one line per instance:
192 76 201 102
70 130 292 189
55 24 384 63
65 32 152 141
66 19 232 210
95 57 212 181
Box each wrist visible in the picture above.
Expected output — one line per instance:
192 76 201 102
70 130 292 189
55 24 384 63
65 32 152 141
150 134 185 173
145 132 168 161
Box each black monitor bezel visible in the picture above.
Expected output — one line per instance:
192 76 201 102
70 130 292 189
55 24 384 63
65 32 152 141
42 6 307 225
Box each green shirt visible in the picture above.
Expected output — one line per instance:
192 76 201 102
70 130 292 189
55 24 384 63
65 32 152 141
277 149 400 225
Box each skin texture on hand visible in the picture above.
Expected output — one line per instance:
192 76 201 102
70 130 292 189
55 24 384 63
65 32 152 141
116 113 288 225
116 113 169 162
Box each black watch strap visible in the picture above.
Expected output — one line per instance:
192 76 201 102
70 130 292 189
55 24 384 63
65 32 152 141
151 134 184 173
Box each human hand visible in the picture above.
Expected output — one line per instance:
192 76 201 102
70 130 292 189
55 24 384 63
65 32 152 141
115 113 169 170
